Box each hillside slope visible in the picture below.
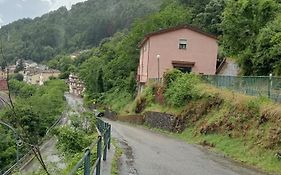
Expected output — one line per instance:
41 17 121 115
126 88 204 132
0 0 162 63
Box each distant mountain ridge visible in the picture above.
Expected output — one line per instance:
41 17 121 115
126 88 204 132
0 0 162 63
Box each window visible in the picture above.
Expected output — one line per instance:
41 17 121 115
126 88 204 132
175 66 192 73
179 39 187 49
172 60 194 74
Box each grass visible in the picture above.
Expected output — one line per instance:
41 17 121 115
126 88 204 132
111 139 123 175
113 79 281 175
146 119 281 175
144 103 184 115
143 124 281 174
179 131 281 174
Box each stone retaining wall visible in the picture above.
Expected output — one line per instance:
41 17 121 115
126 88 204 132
118 115 144 125
144 111 183 132
103 109 185 133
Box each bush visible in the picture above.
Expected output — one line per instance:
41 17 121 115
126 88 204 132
10 73 24 81
163 69 183 89
134 84 155 113
164 74 200 107
54 126 92 154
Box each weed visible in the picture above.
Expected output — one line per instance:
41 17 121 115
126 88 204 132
111 139 123 175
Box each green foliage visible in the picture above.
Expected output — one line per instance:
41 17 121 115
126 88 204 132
14 59 24 73
48 55 75 78
164 74 200 107
221 0 281 75
0 80 67 170
111 139 123 175
10 73 24 81
79 56 105 97
163 69 183 89
80 1 193 109
97 68 104 93
54 126 93 154
9 79 37 98
0 127 17 169
0 0 162 63
103 89 133 112
192 0 226 35
134 85 155 113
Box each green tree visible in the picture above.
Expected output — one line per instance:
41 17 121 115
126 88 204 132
14 59 24 73
192 0 226 35
221 0 280 75
97 68 104 93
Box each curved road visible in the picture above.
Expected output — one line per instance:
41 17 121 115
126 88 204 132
109 120 269 175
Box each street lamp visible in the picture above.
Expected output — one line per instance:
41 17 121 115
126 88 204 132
157 54 160 82
0 121 21 168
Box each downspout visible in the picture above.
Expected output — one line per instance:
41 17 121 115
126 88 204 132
147 39 151 84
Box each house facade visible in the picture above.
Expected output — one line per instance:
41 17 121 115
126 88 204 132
23 69 60 85
68 74 85 97
137 25 218 89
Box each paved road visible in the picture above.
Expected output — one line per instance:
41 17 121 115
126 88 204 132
109 120 269 175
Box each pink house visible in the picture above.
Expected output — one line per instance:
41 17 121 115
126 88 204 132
137 25 218 89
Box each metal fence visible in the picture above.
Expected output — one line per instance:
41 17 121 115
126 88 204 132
68 118 111 175
202 75 281 102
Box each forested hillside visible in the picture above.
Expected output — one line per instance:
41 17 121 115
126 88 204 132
75 0 226 110
75 0 281 109
0 0 162 63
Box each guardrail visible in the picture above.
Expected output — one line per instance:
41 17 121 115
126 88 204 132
68 118 111 175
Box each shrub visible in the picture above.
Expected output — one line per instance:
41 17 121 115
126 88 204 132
164 74 200 107
134 85 154 113
54 126 92 154
163 69 183 89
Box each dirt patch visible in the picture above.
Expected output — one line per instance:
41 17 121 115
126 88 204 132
264 127 281 149
199 140 215 148
135 97 147 114
119 140 138 175
104 108 117 120
179 95 223 125
153 85 164 105
117 115 144 125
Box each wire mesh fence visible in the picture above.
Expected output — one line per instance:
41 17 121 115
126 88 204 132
202 75 281 102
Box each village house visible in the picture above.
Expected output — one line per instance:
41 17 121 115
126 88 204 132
23 68 60 85
68 74 85 97
137 25 219 91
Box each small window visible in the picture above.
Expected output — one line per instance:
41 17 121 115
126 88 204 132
179 39 187 49
176 67 192 73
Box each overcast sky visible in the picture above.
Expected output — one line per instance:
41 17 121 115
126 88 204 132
0 0 87 26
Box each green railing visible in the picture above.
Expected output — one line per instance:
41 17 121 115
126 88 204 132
203 75 281 102
68 118 111 175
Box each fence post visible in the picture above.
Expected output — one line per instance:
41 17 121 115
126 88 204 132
108 125 111 150
84 149 91 175
268 74 272 99
103 124 108 161
96 136 102 175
